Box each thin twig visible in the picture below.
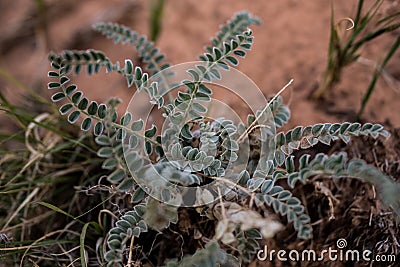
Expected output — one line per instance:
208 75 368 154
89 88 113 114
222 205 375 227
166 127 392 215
216 187 226 220
209 176 253 196
237 79 293 143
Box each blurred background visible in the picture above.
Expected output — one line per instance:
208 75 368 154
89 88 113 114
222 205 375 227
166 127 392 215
1 0 399 131
0 1 399 266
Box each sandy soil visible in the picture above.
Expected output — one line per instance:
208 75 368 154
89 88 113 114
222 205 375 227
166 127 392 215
1 0 399 130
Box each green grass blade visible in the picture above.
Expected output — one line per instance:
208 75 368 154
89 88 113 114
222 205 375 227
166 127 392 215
80 223 90 267
353 0 365 26
357 36 400 118
37 201 85 224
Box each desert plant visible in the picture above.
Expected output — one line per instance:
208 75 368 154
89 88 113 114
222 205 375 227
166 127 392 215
45 11 400 266
312 0 400 100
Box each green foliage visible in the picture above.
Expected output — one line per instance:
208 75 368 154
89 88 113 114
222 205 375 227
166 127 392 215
105 205 147 267
149 0 165 42
275 122 388 156
93 22 170 77
237 229 263 263
204 11 260 54
313 0 400 100
44 10 400 266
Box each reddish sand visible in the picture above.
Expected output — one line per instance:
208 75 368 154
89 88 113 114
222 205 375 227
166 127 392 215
1 0 399 132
